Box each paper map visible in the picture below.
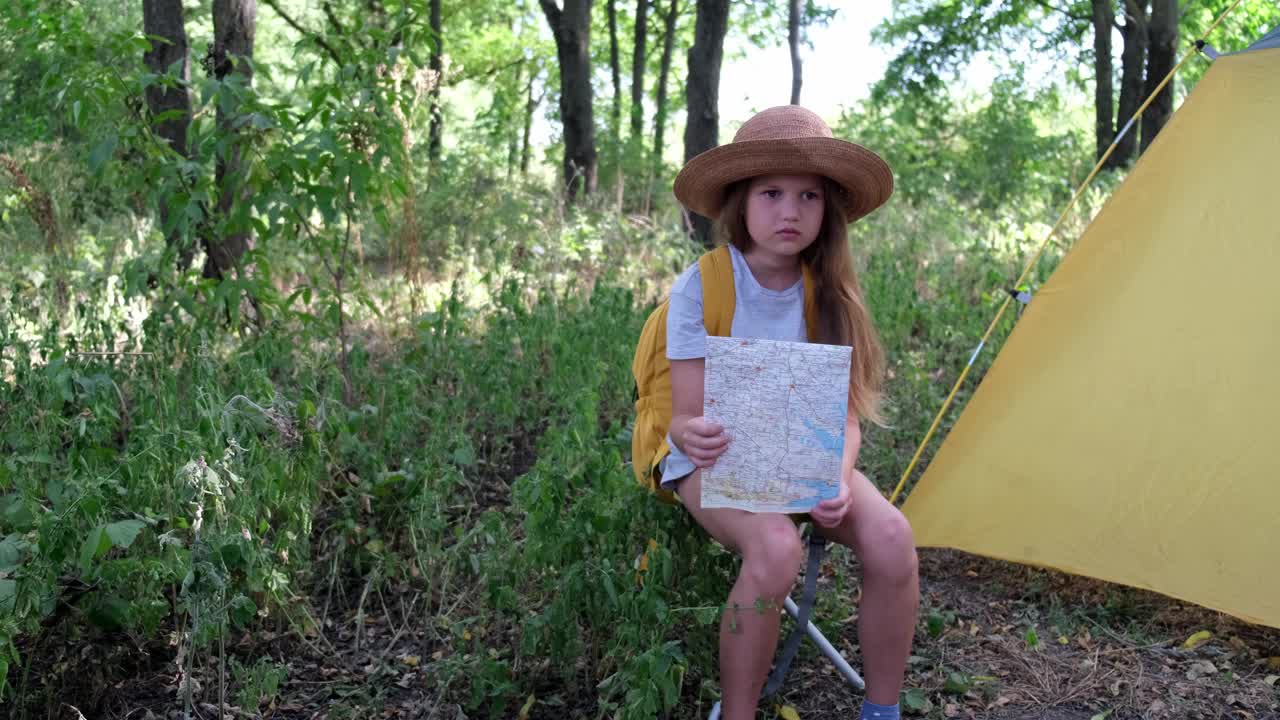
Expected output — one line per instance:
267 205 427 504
701 336 851 513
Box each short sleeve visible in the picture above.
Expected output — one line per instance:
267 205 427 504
666 266 707 360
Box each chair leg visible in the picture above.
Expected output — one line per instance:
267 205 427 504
708 701 721 720
783 595 866 691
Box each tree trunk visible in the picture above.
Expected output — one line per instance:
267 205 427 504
652 0 677 173
683 0 730 247
607 0 622 135
630 0 649 140
208 0 256 280
1140 0 1177 154
427 0 443 166
539 0 598 205
521 70 538 176
142 0 196 268
1091 0 1114 163
607 0 623 205
1112 0 1148 167
788 0 802 104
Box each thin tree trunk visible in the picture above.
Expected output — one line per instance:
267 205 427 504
683 0 730 247
508 61 523 180
1091 0 1114 163
788 0 802 104
1140 0 1177 153
1112 0 1148 167
521 70 538 176
208 0 256 280
652 0 677 175
142 0 196 268
539 0 598 205
608 0 622 135
630 0 649 140
607 0 623 206
427 0 443 166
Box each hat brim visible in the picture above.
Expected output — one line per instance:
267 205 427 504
673 137 893 223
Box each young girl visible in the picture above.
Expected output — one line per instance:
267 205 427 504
663 105 919 720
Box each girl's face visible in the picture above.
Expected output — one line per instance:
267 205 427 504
743 174 825 261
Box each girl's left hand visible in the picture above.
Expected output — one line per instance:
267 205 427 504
810 473 852 528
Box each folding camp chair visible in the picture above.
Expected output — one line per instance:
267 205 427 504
706 528 865 720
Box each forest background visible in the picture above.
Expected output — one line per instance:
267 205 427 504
1 0 1278 718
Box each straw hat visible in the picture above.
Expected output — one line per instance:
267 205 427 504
673 105 893 223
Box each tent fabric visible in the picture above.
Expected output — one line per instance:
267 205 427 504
1245 24 1280 52
900 48 1280 628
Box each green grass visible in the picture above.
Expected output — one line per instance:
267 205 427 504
0 159 1104 715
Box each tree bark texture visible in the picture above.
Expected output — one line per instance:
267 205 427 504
209 0 256 279
683 0 729 246
788 0 802 104
540 0 598 205
1140 0 1176 154
608 0 622 136
630 0 649 140
142 0 196 265
1090 0 1114 162
522 70 537 176
427 0 443 165
1112 0 1148 167
652 0 677 172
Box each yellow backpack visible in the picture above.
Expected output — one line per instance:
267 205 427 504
630 245 820 503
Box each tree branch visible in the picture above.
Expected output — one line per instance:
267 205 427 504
445 55 527 87
1031 0 1090 25
261 0 344 66
322 1 348 36
538 0 562 35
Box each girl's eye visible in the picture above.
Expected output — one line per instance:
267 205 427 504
803 191 821 201
764 189 781 199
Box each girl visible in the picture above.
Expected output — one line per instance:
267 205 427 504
663 105 919 720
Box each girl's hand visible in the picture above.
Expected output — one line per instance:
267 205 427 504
681 417 729 467
810 472 852 528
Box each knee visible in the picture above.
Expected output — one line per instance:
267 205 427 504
861 508 918 587
740 521 803 600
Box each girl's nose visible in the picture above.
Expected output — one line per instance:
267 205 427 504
781 197 800 220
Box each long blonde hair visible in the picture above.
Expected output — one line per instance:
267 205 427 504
715 177 887 426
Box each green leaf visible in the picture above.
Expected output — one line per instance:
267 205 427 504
926 611 945 638
105 519 146 549
230 594 257 627
0 578 15 614
452 445 476 467
88 133 117 174
902 688 930 714
944 671 971 695
0 535 25 572
78 525 109 576
1024 625 1040 649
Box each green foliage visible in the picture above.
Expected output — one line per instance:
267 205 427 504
0 0 1205 713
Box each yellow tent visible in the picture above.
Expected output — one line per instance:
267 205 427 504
901 39 1280 628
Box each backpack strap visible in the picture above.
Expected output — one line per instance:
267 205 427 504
699 245 735 336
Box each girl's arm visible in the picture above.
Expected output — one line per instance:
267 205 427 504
669 357 728 466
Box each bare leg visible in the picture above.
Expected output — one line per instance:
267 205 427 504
676 469 803 720
823 470 919 705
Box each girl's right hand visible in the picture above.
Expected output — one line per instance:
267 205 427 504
680 417 729 468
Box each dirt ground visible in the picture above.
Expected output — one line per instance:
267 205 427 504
17 546 1280 720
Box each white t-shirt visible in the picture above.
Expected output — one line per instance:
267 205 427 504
661 244 809 486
